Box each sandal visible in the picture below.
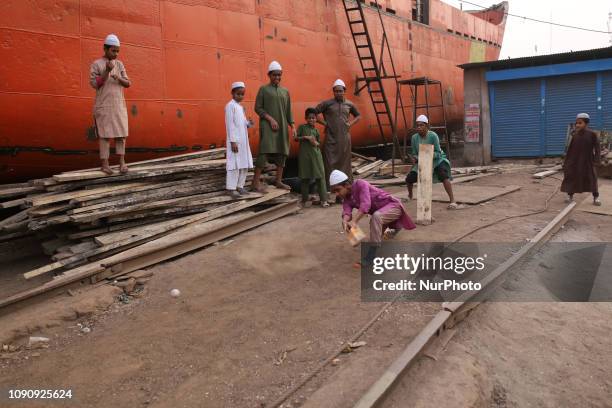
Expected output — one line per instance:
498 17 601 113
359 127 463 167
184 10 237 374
321 202 330 208
275 182 291 190
119 165 129 174
447 202 459 210
594 198 602 206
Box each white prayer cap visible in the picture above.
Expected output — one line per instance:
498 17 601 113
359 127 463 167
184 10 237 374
576 113 590 120
329 170 349 187
231 81 245 90
104 34 120 47
416 114 429 124
333 79 346 89
268 60 282 72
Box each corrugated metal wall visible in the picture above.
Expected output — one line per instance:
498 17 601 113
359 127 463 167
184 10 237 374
490 70 611 158
490 79 541 157
545 73 598 156
603 71 612 130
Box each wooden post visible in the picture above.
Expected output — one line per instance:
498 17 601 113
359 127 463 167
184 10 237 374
416 143 433 225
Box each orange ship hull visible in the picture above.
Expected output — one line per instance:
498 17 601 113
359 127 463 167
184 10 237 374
0 0 506 182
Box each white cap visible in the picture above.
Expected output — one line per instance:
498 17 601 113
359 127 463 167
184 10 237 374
268 61 282 72
576 113 590 120
333 79 346 89
104 34 120 47
231 81 245 90
329 170 349 187
416 114 429 124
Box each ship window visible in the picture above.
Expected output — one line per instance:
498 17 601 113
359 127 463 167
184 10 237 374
412 0 429 25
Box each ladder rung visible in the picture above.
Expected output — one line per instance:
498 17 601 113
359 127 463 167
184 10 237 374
362 68 376 71
356 45 369 48
359 56 373 60
353 32 367 36
375 111 389 115
349 20 364 25
345 7 361 12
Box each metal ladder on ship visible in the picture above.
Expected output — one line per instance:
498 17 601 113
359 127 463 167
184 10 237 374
341 0 408 162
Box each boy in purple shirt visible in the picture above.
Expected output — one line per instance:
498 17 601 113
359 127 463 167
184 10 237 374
329 170 416 244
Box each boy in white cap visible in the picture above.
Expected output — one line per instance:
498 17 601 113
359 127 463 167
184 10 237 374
316 79 361 190
89 34 131 175
225 82 254 199
561 113 601 206
329 170 415 244
252 61 296 192
405 115 457 209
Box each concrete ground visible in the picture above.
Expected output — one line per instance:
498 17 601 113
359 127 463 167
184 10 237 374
0 172 610 408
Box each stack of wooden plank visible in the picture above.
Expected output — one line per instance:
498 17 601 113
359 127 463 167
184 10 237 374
0 149 299 291
351 153 386 178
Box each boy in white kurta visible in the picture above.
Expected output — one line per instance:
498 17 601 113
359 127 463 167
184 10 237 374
225 82 254 198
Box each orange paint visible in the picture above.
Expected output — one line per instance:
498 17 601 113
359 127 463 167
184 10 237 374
0 0 506 182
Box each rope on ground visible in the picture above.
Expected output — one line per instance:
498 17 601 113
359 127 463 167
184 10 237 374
270 180 562 407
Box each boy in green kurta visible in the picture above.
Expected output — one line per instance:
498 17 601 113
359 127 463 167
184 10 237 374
405 115 458 209
296 108 328 208
252 60 296 192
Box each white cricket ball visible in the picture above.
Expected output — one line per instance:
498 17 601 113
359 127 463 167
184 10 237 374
170 289 181 298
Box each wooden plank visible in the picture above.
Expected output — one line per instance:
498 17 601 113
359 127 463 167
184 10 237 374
30 181 149 206
351 152 376 163
353 311 453 408
432 184 520 204
355 160 384 175
29 202 75 216
58 148 226 175
0 198 27 208
101 201 299 272
24 189 289 279
533 165 562 179
2 200 296 310
577 183 612 216
0 209 29 229
53 159 226 182
0 186 43 200
416 144 433 225
68 190 233 223
355 202 578 408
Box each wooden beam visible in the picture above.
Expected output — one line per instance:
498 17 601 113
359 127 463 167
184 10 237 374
3 201 297 310
353 201 578 408
416 144 433 225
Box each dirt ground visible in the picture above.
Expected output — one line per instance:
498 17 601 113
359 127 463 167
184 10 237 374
0 173 610 408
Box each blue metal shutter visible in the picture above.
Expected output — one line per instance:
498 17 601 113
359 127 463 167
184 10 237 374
544 73 598 155
602 71 612 130
491 79 542 157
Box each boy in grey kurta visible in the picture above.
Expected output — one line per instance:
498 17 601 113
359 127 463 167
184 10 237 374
89 34 131 175
252 60 296 192
316 79 361 188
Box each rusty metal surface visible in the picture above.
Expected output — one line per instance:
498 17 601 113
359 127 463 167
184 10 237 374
0 0 505 181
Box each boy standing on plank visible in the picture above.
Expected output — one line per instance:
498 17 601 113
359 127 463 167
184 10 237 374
252 61 296 192
89 34 131 175
296 108 329 208
561 113 602 206
405 115 457 209
225 82 254 199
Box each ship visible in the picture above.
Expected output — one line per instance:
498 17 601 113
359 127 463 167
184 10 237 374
0 0 507 182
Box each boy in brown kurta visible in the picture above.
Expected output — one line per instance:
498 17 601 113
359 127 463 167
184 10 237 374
561 113 601 206
89 34 131 175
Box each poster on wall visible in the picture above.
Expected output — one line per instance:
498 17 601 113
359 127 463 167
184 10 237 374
465 104 480 143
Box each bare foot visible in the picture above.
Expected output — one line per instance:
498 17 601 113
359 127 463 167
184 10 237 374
275 182 291 190
119 164 129 174
252 184 268 193
101 166 113 175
